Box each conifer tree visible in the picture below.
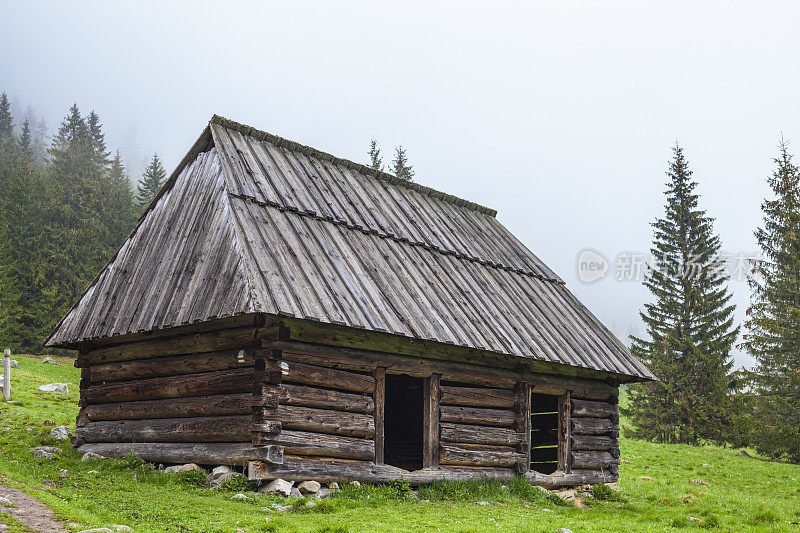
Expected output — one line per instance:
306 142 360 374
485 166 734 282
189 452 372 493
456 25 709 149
19 119 31 153
368 138 383 171
742 141 800 462
86 110 110 173
0 93 12 142
626 144 738 445
109 150 136 244
391 145 414 181
136 154 166 208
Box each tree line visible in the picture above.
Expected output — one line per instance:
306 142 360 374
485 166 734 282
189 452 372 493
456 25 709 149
626 142 800 463
0 93 166 352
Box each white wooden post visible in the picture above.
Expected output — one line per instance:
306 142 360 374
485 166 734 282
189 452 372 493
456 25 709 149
2 348 10 401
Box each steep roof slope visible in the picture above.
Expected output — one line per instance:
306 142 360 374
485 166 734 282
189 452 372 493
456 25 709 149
48 116 653 381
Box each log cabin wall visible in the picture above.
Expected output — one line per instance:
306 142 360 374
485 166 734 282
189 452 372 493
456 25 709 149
568 396 621 477
72 324 275 465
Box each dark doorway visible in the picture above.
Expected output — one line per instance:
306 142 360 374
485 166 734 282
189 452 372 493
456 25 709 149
530 393 560 474
384 374 424 471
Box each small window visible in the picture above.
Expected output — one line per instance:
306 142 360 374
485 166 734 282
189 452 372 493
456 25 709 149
530 393 560 474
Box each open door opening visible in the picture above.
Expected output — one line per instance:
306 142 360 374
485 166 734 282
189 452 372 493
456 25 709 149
384 374 424 471
531 392 560 474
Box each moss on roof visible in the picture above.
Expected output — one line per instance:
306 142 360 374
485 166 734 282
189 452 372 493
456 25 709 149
210 115 498 218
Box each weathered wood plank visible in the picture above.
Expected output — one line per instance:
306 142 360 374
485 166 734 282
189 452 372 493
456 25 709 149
571 399 618 419
373 367 385 464
83 368 252 404
75 415 253 444
440 385 517 409
439 422 523 447
78 442 283 465
423 374 440 468
276 384 373 414
571 417 614 435
570 450 619 469
559 391 572 473
516 381 531 473
82 393 253 421
281 360 375 394
270 405 374 438
85 326 269 364
89 348 254 383
439 443 526 467
439 405 516 427
570 434 616 451
268 430 373 460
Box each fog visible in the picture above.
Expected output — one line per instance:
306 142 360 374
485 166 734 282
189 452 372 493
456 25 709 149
4 0 800 368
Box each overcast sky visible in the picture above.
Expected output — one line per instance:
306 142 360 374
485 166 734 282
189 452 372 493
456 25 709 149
4 1 800 368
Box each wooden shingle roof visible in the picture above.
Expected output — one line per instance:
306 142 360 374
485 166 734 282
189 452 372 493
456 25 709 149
47 116 653 381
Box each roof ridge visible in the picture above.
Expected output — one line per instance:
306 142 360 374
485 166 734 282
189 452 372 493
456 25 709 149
209 115 498 218
227 191 563 284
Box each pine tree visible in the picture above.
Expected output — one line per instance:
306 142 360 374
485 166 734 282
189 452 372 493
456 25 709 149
109 150 137 244
368 138 383 171
626 144 739 445
136 154 166 208
0 93 12 142
391 145 414 181
86 110 110 173
742 140 800 462
19 119 31 153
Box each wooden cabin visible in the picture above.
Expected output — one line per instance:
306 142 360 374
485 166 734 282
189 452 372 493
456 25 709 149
46 115 653 487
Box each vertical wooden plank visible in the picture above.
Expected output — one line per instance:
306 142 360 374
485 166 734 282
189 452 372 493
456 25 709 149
373 367 386 465
559 390 572 473
514 381 531 473
423 373 441 468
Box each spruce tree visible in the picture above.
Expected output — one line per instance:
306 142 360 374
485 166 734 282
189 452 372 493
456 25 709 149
0 93 12 142
109 150 137 244
368 138 383 171
391 145 414 181
136 154 166 208
19 119 31 153
626 144 738 445
742 141 800 462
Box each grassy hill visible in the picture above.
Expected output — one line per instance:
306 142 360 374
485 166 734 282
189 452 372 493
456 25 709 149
1 354 798 532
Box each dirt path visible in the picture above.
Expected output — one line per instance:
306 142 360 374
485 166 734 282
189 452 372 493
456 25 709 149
0 485 68 533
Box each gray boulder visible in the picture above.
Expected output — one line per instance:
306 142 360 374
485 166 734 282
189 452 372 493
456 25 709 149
298 480 321 494
31 447 58 460
81 452 105 462
164 463 202 474
50 426 72 440
210 471 243 488
8 360 19 368
41 356 59 365
258 478 292 497
211 465 234 480
37 383 69 393
290 487 302 498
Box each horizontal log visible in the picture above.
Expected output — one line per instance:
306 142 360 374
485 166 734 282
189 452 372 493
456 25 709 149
270 405 374 438
84 325 268 364
261 430 373 461
570 450 620 469
90 349 255 383
249 457 616 487
439 405 516 427
571 434 616 451
83 368 252 404
77 442 282 465
75 415 254 444
439 422 523 447
571 417 615 435
439 385 517 409
571 399 618 419
82 393 253 421
281 360 374 394
439 443 525 467
276 384 373 414
271 341 619 400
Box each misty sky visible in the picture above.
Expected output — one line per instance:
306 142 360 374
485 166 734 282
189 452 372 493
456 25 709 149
4 1 800 368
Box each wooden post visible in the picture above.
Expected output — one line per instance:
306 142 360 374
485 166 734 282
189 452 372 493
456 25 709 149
514 381 531 473
3 348 10 402
423 373 441 469
559 390 572 473
373 367 385 465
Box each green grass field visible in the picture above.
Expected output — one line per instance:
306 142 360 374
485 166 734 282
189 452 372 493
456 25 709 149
1 354 798 532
